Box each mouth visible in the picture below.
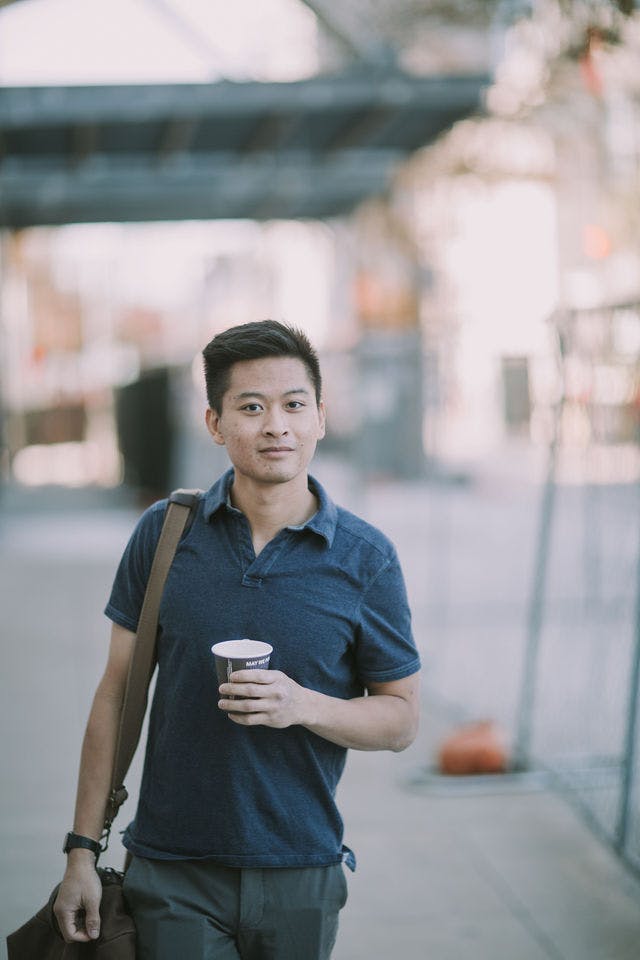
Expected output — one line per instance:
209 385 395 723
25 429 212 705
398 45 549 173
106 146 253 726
260 446 294 453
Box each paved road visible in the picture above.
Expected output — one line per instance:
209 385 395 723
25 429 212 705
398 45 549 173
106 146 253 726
2 456 640 958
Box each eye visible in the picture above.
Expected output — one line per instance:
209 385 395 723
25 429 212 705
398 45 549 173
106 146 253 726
241 403 263 413
286 400 305 410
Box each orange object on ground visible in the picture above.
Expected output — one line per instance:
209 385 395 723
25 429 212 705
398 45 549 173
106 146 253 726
437 720 508 776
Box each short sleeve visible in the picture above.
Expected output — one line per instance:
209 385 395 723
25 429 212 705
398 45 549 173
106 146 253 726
354 550 421 684
104 500 167 632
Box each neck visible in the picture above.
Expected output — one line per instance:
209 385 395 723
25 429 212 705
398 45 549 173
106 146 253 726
230 472 317 548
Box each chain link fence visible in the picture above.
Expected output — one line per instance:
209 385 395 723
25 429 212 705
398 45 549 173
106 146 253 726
365 304 640 878
513 303 640 874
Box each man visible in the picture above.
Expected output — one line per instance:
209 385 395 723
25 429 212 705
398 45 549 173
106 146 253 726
54 320 421 959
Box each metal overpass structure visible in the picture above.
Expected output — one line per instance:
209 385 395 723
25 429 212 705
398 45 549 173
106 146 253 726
0 71 488 226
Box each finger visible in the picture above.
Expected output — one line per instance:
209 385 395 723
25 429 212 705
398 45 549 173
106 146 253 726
228 669 278 684
57 910 92 943
218 683 242 697
219 681 275 699
218 696 265 712
219 683 275 700
223 679 283 701
228 710 269 726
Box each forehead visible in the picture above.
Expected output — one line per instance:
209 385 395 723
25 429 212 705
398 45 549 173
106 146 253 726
225 356 313 396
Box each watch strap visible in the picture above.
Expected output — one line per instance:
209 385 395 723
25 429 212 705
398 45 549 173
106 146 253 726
63 832 102 859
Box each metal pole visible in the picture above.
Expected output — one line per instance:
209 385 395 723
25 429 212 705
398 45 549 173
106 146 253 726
512 413 560 771
615 479 640 855
0 231 8 505
583 478 602 617
513 320 565 772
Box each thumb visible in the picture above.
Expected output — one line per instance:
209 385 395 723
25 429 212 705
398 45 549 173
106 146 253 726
85 901 101 940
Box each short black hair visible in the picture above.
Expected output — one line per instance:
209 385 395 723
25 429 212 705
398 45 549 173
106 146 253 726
202 320 322 413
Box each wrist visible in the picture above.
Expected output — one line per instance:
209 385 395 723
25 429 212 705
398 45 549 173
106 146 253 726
298 686 323 729
63 831 102 863
66 847 99 866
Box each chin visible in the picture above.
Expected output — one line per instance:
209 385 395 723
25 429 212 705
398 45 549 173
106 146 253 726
260 465 305 485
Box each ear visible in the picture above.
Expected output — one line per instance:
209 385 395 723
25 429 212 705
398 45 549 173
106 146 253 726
205 407 226 446
317 399 326 440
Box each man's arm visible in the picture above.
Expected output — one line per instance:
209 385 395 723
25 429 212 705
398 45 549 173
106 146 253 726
218 670 420 752
53 623 136 943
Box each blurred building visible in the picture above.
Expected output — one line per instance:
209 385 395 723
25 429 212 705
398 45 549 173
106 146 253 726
0 0 639 493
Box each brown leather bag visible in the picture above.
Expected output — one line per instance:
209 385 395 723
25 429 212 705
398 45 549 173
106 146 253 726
6 491 200 960
7 870 135 959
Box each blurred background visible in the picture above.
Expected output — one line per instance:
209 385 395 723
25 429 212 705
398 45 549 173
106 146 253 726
1 1 640 957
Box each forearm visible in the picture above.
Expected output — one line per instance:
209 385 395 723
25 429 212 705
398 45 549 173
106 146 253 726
71 680 123 843
219 669 420 749
55 625 133 943
300 689 418 752
55 683 122 939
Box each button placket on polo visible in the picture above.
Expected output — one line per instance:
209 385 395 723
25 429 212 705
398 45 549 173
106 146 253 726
228 512 295 588
242 527 298 588
229 513 260 587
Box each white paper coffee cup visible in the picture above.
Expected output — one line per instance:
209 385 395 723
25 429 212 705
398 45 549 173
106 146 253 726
211 639 272 694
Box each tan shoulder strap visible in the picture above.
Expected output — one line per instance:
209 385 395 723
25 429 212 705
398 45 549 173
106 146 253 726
103 489 201 835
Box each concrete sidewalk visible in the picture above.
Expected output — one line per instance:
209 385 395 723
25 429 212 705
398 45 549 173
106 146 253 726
334 714 640 960
2 465 640 959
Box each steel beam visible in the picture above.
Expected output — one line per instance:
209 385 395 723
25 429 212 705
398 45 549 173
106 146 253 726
0 75 488 128
0 73 488 223
0 150 396 225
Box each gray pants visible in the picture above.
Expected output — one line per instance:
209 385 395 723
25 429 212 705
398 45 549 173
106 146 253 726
122 856 348 960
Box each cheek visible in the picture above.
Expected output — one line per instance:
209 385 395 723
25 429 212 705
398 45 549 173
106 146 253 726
225 430 253 452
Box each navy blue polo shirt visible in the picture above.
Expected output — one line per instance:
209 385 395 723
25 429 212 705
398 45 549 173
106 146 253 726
105 469 420 869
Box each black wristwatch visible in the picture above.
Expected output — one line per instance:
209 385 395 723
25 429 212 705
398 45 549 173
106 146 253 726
63 831 102 862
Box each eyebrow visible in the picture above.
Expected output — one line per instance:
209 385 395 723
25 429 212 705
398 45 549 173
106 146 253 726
232 388 311 401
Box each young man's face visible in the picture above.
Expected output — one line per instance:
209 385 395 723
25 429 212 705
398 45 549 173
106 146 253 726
205 356 326 487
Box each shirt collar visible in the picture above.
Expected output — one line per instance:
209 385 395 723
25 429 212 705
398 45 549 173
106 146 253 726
202 468 337 547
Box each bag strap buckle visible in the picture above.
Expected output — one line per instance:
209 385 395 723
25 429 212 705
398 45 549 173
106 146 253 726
104 785 128 829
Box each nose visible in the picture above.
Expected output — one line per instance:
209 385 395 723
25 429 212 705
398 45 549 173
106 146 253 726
263 408 288 437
